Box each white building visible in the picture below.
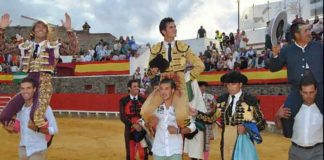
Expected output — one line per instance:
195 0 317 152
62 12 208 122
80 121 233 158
240 0 323 49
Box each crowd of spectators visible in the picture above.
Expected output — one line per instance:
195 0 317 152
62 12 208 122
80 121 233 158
0 34 142 72
73 35 141 63
1 15 323 73
0 35 22 73
199 15 323 72
199 28 260 72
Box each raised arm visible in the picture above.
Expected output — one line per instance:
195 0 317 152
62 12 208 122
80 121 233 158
268 45 287 72
61 13 78 55
0 13 18 55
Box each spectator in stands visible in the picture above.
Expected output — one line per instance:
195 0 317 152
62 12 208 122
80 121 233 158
119 54 127 60
5 52 13 66
239 56 248 70
1 63 10 73
120 43 128 55
111 55 119 61
224 44 232 56
0 53 4 66
75 54 83 62
212 43 217 51
125 36 130 44
204 57 211 72
240 30 248 49
83 51 92 62
129 36 138 56
142 72 150 89
204 46 212 59
10 59 19 72
226 55 236 70
95 43 103 60
128 36 135 47
265 21 272 50
133 67 141 84
104 44 112 61
234 29 241 50
222 32 230 47
292 15 304 24
119 36 125 45
197 25 206 38
239 47 248 59
87 46 95 59
208 41 213 49
113 40 122 56
216 55 225 71
233 49 240 63
255 51 265 69
215 30 223 51
311 16 323 41
229 32 235 49
210 50 218 71
246 46 256 69
292 15 299 24
238 48 248 70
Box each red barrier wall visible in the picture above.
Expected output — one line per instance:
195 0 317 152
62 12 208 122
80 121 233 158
50 93 127 112
0 94 287 121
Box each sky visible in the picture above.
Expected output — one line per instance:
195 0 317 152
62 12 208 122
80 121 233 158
0 0 279 44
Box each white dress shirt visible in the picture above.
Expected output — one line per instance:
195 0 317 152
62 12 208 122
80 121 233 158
152 103 195 157
292 103 323 147
163 41 175 62
227 90 243 116
130 94 138 100
17 104 58 157
33 40 47 56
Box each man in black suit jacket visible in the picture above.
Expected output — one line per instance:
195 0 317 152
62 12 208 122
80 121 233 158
268 21 323 138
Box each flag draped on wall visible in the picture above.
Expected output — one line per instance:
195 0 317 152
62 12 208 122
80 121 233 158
0 72 27 83
74 60 130 76
197 68 287 85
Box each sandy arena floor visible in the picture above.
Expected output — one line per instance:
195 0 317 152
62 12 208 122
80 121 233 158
0 117 291 160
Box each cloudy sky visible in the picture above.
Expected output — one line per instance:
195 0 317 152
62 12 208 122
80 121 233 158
0 0 277 44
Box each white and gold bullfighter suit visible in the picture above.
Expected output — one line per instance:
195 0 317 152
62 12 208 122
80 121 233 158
0 27 78 128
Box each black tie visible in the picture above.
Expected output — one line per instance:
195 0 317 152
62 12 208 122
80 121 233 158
33 44 39 59
228 95 235 117
168 43 172 62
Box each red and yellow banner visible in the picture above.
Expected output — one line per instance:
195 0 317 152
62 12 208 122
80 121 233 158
197 68 288 85
74 60 130 76
0 73 13 83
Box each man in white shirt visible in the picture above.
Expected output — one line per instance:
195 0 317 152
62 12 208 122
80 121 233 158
146 78 196 160
275 76 323 160
3 77 58 160
226 56 236 70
